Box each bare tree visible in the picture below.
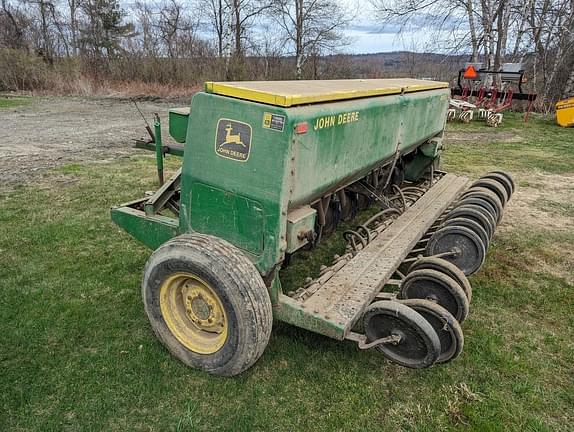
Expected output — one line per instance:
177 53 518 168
371 0 481 61
272 0 349 79
157 0 186 58
251 21 288 78
371 0 574 107
67 0 81 55
520 0 574 105
224 0 271 78
201 0 227 57
133 0 158 56
466 0 479 61
0 0 29 49
563 68 574 99
46 0 71 57
32 0 55 62
231 0 270 57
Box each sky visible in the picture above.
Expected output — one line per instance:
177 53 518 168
125 0 430 55
335 1 458 54
322 2 433 54
124 0 431 54
337 1 406 54
339 18 461 54
342 25 400 53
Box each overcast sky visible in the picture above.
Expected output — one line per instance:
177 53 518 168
336 1 449 54
338 1 404 53
342 24 405 54
125 0 422 54
125 0 426 55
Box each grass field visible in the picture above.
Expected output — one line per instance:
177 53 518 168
1 110 573 431
0 96 31 109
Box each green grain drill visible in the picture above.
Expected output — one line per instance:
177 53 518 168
112 79 514 376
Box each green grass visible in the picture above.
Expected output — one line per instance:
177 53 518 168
443 112 574 175
1 112 573 431
533 198 574 218
0 95 32 109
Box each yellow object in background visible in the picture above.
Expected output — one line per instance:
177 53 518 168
556 97 574 127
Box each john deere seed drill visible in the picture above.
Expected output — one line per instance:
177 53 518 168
112 79 514 376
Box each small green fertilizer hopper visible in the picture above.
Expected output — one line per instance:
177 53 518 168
112 79 514 376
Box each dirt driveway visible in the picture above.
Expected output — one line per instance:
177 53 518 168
1 97 183 188
3 98 573 237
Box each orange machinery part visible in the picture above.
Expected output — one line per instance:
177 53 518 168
463 65 478 79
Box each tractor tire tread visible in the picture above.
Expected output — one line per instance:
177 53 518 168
142 233 272 376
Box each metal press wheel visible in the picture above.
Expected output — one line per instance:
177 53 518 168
456 204 497 238
488 170 515 195
442 205 495 239
457 196 500 225
408 256 473 302
426 225 486 276
441 217 490 252
399 299 464 364
142 234 273 376
471 178 509 207
460 187 504 224
481 172 513 198
398 268 470 323
363 301 440 369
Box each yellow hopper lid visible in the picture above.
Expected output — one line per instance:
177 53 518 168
204 79 449 107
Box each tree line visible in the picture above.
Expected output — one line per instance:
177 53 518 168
1 0 572 108
372 0 574 107
0 0 351 89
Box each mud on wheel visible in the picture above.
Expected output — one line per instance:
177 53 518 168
398 268 470 323
426 225 486 276
363 301 440 369
408 256 472 302
142 234 273 377
399 299 464 364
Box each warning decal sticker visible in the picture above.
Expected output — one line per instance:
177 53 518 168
262 112 286 132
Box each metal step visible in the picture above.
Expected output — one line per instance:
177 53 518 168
301 173 469 339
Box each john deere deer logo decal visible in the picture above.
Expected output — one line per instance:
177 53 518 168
223 124 245 147
215 118 252 161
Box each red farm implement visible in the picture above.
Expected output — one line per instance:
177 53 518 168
449 63 537 127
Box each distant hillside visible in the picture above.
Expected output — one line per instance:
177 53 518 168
319 52 469 81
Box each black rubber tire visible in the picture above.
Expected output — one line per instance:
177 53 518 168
471 178 509 207
363 300 440 368
442 205 494 239
488 170 515 194
457 196 499 223
442 217 489 252
398 269 470 323
142 234 273 377
399 299 464 364
461 187 504 224
480 172 513 198
426 225 486 276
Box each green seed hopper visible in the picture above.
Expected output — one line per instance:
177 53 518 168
112 79 513 376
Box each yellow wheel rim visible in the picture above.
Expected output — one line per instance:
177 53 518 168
159 272 228 354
